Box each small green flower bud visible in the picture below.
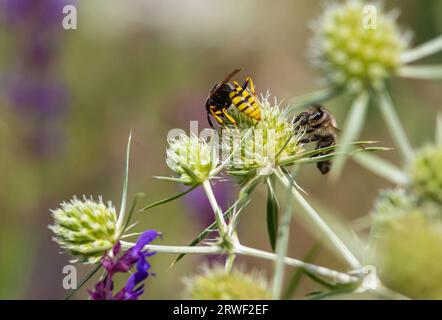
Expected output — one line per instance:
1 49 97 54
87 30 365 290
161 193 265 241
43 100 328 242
311 0 409 91
166 134 218 184
183 266 271 300
372 190 442 299
409 145 442 204
49 196 118 263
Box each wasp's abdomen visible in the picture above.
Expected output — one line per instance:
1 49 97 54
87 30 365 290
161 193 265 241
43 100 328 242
229 86 261 121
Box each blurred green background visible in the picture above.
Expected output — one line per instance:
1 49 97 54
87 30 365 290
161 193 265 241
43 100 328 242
0 0 440 299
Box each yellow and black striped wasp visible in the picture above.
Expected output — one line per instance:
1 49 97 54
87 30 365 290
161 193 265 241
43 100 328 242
205 69 261 128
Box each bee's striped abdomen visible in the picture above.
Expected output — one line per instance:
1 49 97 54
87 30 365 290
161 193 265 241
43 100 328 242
229 85 261 121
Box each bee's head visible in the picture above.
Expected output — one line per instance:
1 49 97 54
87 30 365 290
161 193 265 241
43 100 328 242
305 104 325 123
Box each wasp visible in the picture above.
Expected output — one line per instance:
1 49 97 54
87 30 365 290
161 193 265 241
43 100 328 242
205 69 262 128
294 104 340 174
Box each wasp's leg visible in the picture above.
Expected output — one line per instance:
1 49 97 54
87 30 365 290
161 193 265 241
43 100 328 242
222 108 237 126
233 80 241 88
241 77 256 97
213 113 225 127
207 112 214 128
209 107 225 127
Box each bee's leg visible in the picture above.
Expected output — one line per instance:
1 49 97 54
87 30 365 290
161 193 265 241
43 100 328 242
222 108 237 126
316 135 335 149
299 134 320 145
293 112 309 127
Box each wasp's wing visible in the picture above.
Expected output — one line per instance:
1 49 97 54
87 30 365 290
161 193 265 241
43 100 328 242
220 68 241 85
210 68 241 96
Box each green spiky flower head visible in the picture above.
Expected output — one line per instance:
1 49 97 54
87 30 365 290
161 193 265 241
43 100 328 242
49 196 119 264
409 145 442 204
371 189 442 299
183 266 271 300
311 0 409 91
225 95 304 176
166 133 218 184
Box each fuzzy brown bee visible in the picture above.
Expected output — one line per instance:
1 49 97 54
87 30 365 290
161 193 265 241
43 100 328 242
205 69 261 128
294 104 340 174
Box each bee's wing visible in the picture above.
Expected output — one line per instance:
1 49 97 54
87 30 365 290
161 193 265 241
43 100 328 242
333 126 342 134
209 69 241 97
333 126 368 151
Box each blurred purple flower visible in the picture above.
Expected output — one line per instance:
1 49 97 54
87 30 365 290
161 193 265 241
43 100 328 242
7 75 68 117
185 182 234 227
0 0 75 157
89 230 160 300
2 0 67 27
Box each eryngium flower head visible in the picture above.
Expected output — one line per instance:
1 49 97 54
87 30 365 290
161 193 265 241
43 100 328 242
224 95 304 175
49 196 118 263
166 134 218 184
371 189 442 299
409 145 442 204
310 0 410 91
183 266 271 300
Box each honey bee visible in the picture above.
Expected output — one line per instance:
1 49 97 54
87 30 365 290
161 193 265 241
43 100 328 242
205 69 262 128
293 104 340 174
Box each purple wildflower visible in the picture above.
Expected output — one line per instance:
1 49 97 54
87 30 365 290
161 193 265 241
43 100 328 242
88 230 160 300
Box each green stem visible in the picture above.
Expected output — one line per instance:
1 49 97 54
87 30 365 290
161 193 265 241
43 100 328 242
272 171 295 299
202 180 229 237
236 245 358 284
375 84 414 162
331 91 369 180
400 35 442 63
275 168 361 269
352 152 408 185
225 254 236 273
397 65 442 80
135 243 359 284
64 264 101 300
